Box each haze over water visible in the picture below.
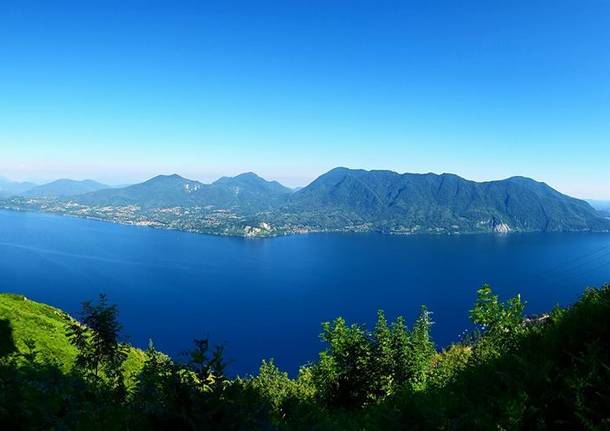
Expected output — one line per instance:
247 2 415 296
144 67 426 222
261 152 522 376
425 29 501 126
1 209 609 375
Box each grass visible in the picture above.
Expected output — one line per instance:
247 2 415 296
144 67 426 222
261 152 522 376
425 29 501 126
0 293 145 386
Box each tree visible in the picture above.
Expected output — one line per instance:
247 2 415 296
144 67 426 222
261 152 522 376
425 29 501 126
188 338 227 394
469 284 525 359
0 319 17 360
132 338 193 428
407 305 435 389
65 294 127 397
373 310 394 396
136 339 174 408
250 359 295 412
390 315 411 387
312 317 375 409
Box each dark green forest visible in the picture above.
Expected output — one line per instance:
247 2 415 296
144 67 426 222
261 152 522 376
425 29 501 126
1 284 610 430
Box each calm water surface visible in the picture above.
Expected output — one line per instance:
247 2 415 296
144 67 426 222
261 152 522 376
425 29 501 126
1 209 609 375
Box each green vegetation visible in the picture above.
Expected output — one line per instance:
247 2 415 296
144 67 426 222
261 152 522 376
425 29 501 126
0 293 145 384
0 293 77 371
1 284 610 429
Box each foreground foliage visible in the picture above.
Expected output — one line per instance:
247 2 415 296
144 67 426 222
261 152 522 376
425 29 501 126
1 283 609 430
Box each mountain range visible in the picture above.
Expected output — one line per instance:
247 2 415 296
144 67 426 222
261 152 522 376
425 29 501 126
277 168 610 233
0 178 109 198
0 177 37 198
588 200 610 217
75 172 292 210
1 168 609 236
23 179 110 198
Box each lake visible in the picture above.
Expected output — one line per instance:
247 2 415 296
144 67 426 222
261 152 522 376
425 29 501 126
1 209 609 375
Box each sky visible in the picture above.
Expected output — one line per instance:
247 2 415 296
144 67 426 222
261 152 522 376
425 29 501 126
0 1 609 198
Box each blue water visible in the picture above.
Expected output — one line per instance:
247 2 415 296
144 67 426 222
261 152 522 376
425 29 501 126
1 209 609 375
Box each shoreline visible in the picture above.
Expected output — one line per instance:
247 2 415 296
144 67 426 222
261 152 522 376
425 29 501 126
1 206 607 240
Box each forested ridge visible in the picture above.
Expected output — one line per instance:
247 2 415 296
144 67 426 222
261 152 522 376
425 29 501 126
3 168 609 237
1 284 609 430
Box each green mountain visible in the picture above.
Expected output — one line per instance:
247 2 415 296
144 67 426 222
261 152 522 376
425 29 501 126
2 168 608 236
205 172 293 211
276 168 610 233
23 179 110 198
76 174 205 208
76 173 292 211
0 178 37 197
213 172 293 197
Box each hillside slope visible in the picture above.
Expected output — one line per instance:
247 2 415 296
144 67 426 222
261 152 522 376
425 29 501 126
0 179 37 198
24 179 110 198
0 293 145 382
76 172 292 211
277 168 610 233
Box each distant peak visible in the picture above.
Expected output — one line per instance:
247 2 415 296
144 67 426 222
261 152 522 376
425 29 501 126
145 174 190 184
216 172 271 184
235 172 263 180
51 178 103 184
327 167 351 173
156 174 184 180
505 176 543 185
321 167 357 177
507 175 534 181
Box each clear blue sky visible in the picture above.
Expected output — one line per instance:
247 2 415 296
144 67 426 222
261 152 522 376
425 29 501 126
1 0 609 198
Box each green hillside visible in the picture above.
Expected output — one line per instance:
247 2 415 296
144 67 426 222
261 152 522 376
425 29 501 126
0 293 145 385
277 168 610 234
76 172 292 211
